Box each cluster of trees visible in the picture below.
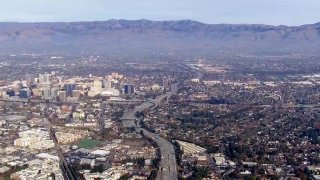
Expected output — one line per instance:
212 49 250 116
177 116 217 126
300 128 320 144
112 110 124 119
208 97 231 104
140 121 156 133
189 166 209 180
191 110 215 118
119 174 130 180
134 111 145 118
132 158 145 167
172 141 183 166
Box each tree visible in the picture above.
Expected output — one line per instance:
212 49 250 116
119 174 130 180
191 166 209 180
136 158 145 167
92 163 104 173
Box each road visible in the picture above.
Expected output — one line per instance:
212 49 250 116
43 106 78 180
121 83 179 180
49 127 77 180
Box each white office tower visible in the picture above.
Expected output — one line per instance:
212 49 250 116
39 74 44 84
39 74 51 85
88 80 103 97
51 87 59 99
42 88 51 100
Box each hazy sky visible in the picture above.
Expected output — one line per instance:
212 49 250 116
0 0 319 25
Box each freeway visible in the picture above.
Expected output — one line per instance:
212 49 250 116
121 83 179 180
140 127 177 180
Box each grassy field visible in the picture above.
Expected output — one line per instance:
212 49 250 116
77 139 102 149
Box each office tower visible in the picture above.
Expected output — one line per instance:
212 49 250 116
64 84 76 97
102 80 109 89
51 87 59 99
19 88 31 98
103 80 112 89
124 84 134 95
44 74 50 84
93 80 102 90
72 90 81 99
58 91 67 102
39 74 51 85
6 89 15 97
38 74 43 84
42 88 51 100
102 80 106 88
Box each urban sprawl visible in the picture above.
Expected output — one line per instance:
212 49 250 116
0 54 319 180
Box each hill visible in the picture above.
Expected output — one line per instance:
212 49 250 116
0 20 319 56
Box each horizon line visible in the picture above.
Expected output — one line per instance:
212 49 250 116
0 19 319 27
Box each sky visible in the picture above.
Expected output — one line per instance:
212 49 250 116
0 0 319 25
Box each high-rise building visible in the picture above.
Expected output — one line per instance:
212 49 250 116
51 87 59 99
92 80 102 90
6 89 15 97
58 91 67 102
39 74 51 85
72 90 81 99
42 88 51 100
19 88 31 98
103 80 113 89
124 84 134 95
64 84 76 97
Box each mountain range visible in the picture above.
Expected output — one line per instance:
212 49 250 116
0 19 319 56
